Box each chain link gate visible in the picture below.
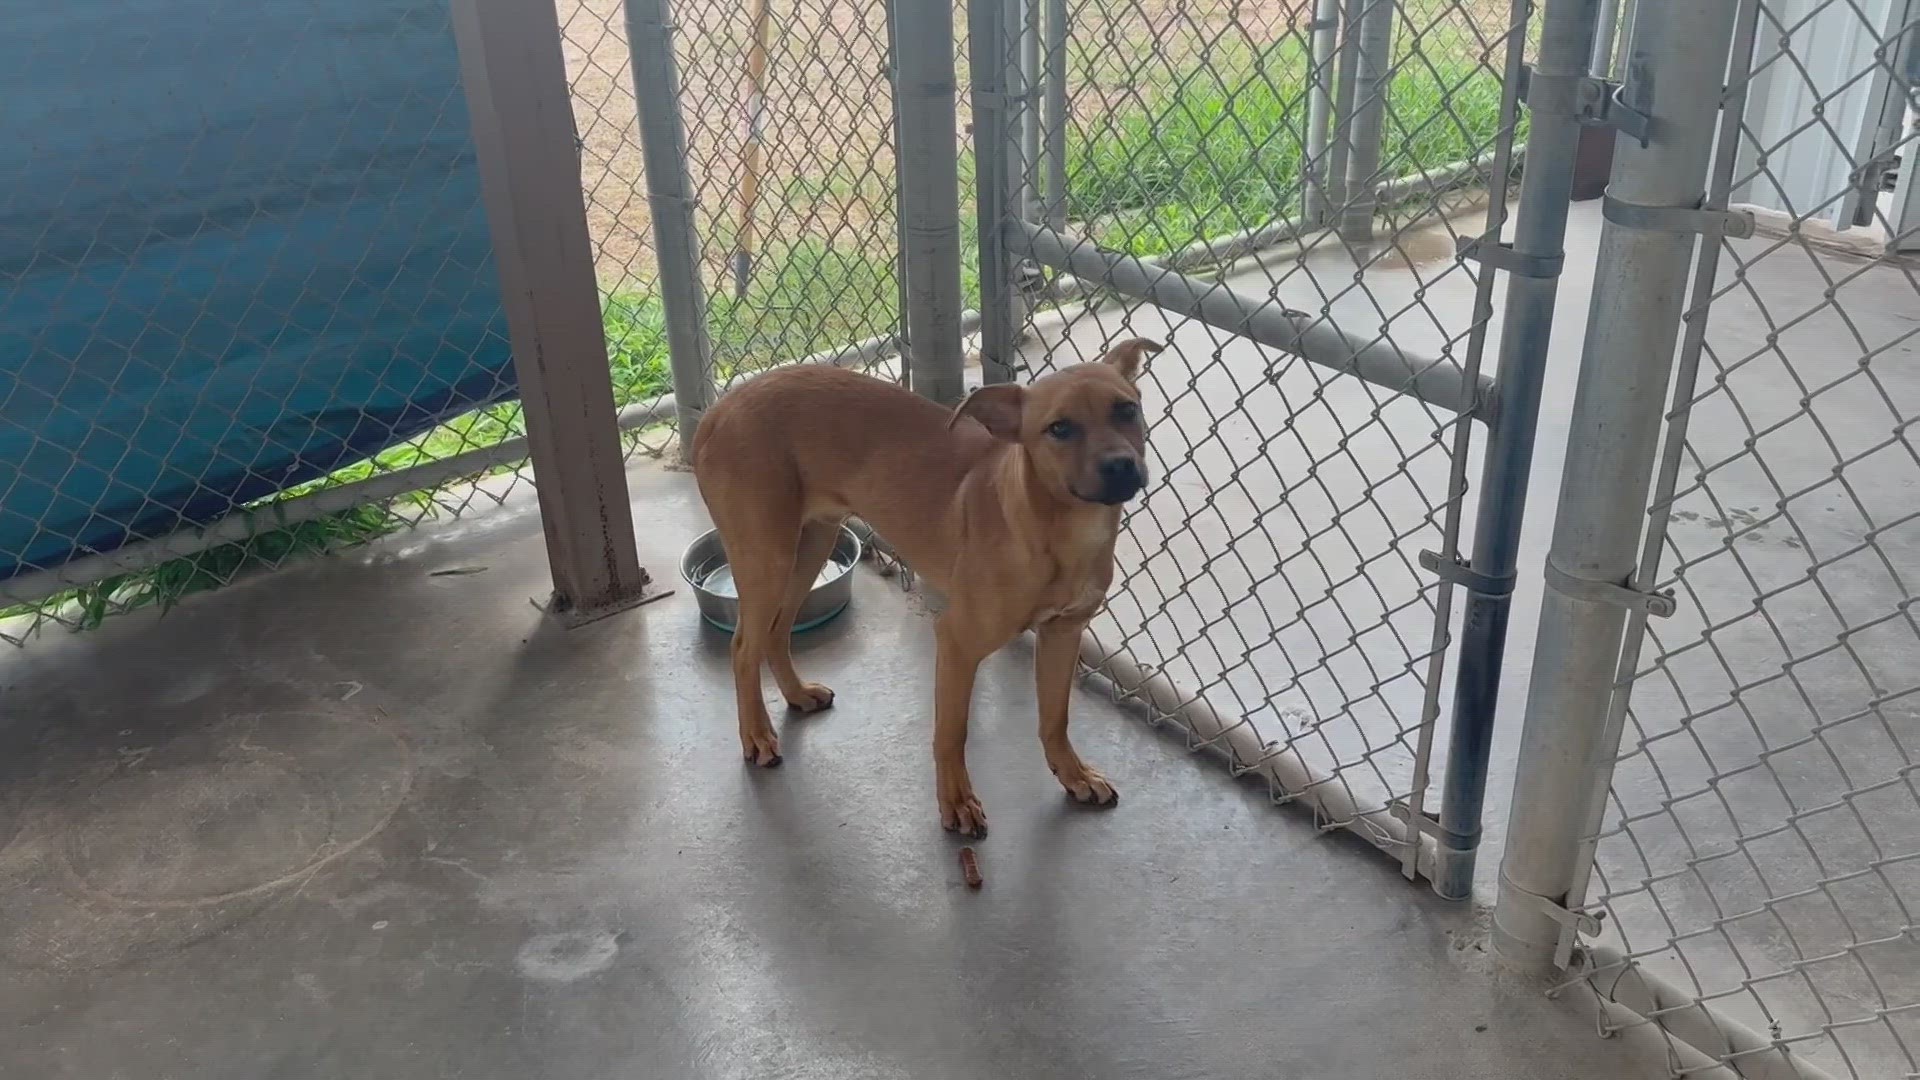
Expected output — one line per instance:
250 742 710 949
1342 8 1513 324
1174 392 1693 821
965 0 1563 894
1493 1 1920 1077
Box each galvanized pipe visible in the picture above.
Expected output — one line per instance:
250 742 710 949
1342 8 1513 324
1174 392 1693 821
1323 0 1363 224
1014 220 1493 418
1041 0 1069 230
1302 0 1342 222
1430 0 1601 900
969 0 1021 384
1337 0 1397 242
624 0 715 442
884 0 915 391
1587 0 1619 78
1018 0 1042 223
894 0 969 404
1491 0 1743 972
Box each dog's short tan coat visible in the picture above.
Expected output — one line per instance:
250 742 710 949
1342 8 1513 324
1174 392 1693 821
691 339 1161 837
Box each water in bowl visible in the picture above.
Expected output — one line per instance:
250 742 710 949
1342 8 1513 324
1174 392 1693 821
700 558 846 599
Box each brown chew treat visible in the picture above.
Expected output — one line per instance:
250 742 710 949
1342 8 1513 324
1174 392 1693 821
959 846 983 889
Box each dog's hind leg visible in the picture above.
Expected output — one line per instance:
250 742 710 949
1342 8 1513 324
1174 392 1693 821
764 520 840 713
714 503 803 768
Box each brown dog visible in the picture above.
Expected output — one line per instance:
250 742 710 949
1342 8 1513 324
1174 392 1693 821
690 338 1161 837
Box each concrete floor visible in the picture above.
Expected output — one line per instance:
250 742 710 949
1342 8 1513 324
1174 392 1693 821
0 461 1675 1078
8 197 1912 1078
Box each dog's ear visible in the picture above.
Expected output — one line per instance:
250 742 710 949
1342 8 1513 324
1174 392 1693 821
1100 338 1164 383
947 384 1026 441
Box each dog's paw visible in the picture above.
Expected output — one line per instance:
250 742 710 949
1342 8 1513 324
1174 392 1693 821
740 725 782 768
784 682 835 713
1054 764 1119 808
939 791 989 839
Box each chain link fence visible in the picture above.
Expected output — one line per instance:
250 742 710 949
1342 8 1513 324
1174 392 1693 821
975 0 1532 885
14 7 1917 1072
558 0 913 459
1550 2 1920 1076
0 0 532 641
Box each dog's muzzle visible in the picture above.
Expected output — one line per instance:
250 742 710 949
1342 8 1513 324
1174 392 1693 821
1090 455 1145 505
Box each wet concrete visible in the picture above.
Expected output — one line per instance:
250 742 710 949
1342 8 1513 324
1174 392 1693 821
0 460 1670 1079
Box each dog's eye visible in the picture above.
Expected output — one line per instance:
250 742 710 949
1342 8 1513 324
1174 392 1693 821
1045 419 1078 441
1112 400 1140 423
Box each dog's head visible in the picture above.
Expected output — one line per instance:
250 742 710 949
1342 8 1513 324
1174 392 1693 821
949 337 1161 506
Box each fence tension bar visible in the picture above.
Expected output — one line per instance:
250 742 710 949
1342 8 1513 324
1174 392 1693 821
1515 64 1652 146
1542 561 1678 619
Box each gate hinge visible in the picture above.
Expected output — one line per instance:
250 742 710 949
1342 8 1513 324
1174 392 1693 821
1420 549 1516 597
1542 561 1677 618
1517 66 1651 147
1602 194 1758 239
1454 236 1564 279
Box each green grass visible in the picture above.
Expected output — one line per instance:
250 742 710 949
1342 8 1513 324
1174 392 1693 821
1066 40 1515 254
9 48 1516 634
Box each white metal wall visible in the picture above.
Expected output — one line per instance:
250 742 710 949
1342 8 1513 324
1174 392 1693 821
1734 0 1914 237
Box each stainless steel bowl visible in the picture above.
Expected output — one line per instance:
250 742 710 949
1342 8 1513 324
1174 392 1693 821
679 525 862 634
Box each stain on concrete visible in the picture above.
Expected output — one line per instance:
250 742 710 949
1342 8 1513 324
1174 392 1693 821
515 930 621 982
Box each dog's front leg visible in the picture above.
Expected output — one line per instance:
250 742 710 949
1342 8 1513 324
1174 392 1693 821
933 613 989 838
1036 617 1118 807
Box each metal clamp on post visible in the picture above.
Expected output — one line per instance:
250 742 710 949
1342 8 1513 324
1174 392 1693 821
1542 560 1677 618
1501 873 1606 939
1420 549 1516 597
1455 236 1565 279
1390 797 1477 850
1602 194 1757 239
1517 65 1652 146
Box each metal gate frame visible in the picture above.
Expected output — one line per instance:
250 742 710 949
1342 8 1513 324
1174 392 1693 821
1491 0 1920 1076
964 0 1611 898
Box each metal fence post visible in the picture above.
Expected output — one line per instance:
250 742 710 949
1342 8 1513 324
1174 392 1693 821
1041 0 1069 230
1429 0 1602 901
1491 0 1743 972
1337 0 1397 243
969 0 1021 386
1018 0 1042 223
1588 0 1621 77
451 0 654 623
625 0 715 441
1322 0 1364 226
896 0 970 402
1302 0 1342 223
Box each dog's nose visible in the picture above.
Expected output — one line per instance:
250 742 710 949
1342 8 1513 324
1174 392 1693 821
1095 455 1144 504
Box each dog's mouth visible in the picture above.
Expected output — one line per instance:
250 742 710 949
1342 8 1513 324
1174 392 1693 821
1072 479 1145 506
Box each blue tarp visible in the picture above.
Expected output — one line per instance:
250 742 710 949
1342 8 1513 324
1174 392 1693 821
0 0 514 581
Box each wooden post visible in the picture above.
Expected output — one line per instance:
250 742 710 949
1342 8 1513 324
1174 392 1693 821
451 0 654 625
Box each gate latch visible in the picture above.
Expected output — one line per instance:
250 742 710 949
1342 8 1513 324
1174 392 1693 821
1517 66 1652 147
